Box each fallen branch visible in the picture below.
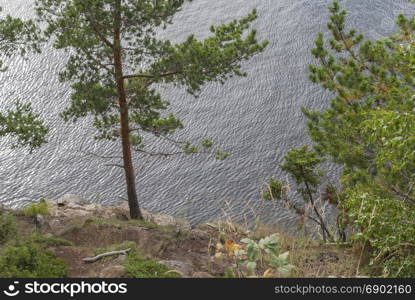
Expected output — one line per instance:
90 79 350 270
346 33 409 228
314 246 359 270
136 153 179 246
82 248 131 263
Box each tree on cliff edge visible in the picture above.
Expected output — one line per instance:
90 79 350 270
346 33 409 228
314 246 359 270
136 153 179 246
0 7 47 150
35 0 268 219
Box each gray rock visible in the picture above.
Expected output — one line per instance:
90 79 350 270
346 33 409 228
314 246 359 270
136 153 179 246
35 214 47 229
57 194 86 207
158 260 193 277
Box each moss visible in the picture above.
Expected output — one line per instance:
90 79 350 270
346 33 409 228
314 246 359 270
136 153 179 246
0 212 17 245
22 200 50 216
0 243 67 278
124 250 181 278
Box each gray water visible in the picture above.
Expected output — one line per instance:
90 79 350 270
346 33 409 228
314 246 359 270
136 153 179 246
0 0 413 227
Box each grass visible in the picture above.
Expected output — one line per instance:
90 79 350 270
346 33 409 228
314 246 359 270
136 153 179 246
22 201 50 216
30 233 74 247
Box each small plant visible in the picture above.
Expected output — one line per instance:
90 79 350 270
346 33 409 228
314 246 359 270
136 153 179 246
0 212 17 245
215 234 294 277
235 235 294 277
22 200 50 216
261 178 285 201
0 243 67 278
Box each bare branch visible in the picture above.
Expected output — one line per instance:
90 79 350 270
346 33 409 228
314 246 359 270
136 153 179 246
83 248 131 263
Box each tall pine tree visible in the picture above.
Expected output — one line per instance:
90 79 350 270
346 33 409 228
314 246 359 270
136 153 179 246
35 0 268 219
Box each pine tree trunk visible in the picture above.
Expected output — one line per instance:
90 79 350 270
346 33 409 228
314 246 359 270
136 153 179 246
113 0 143 220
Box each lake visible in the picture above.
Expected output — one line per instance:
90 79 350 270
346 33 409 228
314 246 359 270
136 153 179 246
0 0 413 228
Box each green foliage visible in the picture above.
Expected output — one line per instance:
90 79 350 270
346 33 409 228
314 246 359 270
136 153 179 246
304 0 415 276
0 101 48 150
345 189 415 277
0 7 42 70
280 146 325 202
0 212 17 245
22 200 50 216
0 243 67 278
235 235 294 276
124 250 181 278
202 139 214 149
262 178 284 201
0 9 47 151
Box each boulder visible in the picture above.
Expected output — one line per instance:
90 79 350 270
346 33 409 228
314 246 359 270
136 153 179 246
143 210 191 231
57 194 86 207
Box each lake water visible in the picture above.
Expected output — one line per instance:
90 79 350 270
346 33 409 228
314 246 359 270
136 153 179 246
0 0 413 227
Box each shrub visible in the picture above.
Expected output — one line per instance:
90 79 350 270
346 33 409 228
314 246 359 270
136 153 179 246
0 243 67 278
22 200 49 216
0 212 17 245
345 188 415 277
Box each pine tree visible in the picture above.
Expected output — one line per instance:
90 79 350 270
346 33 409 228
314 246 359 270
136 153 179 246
0 6 47 150
305 1 415 276
35 0 268 219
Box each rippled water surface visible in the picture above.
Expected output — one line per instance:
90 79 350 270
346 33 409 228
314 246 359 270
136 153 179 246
0 0 413 226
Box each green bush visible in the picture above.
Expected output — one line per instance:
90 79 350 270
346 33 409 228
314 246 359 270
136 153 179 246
0 243 67 278
345 188 415 278
22 201 49 216
0 212 17 245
